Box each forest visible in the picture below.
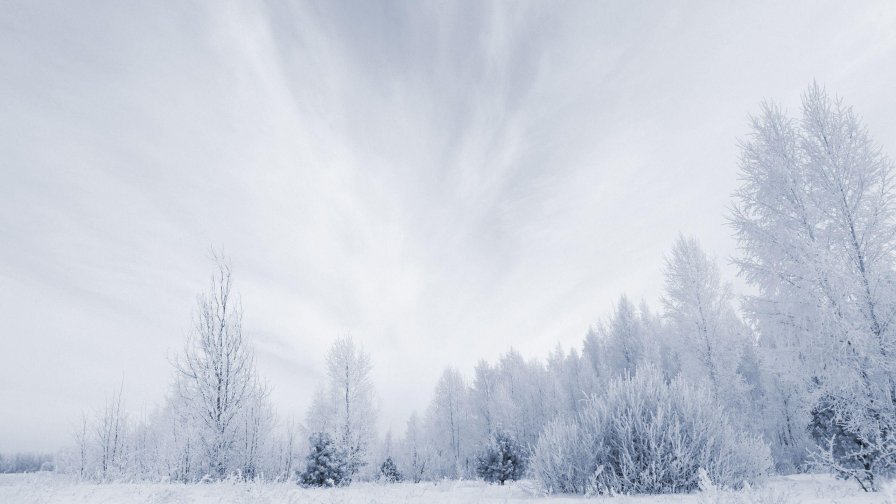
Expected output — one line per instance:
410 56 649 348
22 83 896 496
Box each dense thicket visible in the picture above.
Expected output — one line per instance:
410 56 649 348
531 368 771 494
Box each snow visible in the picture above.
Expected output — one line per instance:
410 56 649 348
0 473 885 504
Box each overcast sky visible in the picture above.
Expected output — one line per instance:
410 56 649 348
2 0 895 453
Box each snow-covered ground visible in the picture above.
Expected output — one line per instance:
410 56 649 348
0 473 887 504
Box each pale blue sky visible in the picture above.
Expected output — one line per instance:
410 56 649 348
2 0 895 452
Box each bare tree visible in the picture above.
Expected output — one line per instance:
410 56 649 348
272 418 300 482
175 255 262 479
95 384 127 481
74 413 89 479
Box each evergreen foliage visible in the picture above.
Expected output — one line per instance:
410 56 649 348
379 456 402 483
299 432 347 487
475 431 526 484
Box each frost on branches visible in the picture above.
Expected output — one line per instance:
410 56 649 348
732 83 896 490
476 431 526 485
303 337 377 483
299 432 347 487
48 82 896 495
531 366 771 495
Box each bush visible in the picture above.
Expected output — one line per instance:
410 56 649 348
532 366 772 495
530 417 593 494
379 456 402 483
476 431 526 485
299 432 347 487
808 395 896 491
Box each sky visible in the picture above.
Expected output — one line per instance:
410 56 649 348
1 0 895 453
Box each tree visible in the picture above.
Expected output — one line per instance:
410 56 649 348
174 256 266 479
469 360 499 442
731 83 896 489
602 295 647 377
95 384 127 481
235 392 274 480
269 418 300 482
73 413 89 479
400 412 427 483
306 337 377 481
476 431 525 484
162 382 200 482
547 345 589 418
299 432 346 487
662 235 752 421
379 456 402 482
424 367 470 479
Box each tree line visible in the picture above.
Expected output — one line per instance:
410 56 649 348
54 83 896 493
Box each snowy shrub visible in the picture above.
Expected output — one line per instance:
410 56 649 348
530 417 594 494
808 395 896 492
299 432 347 487
475 431 526 485
379 456 402 483
532 367 772 495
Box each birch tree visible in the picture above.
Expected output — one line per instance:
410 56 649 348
321 336 377 480
95 385 127 481
175 256 264 479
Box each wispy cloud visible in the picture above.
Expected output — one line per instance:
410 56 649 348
2 0 895 451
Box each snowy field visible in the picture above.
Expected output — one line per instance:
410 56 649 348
0 473 886 504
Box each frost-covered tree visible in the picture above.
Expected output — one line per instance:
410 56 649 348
93 385 127 481
327 337 376 480
469 360 499 442
299 432 346 487
547 345 590 418
268 418 301 482
305 337 377 481
732 83 896 489
602 295 647 377
494 350 558 452
424 367 471 478
662 235 753 421
160 382 201 481
379 456 402 482
399 411 428 482
174 256 267 479
234 392 274 479
475 430 526 485
304 386 331 435
582 327 603 382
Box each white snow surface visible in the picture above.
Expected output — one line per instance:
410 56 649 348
0 473 890 504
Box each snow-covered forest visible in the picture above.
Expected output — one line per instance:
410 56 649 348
12 84 890 499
